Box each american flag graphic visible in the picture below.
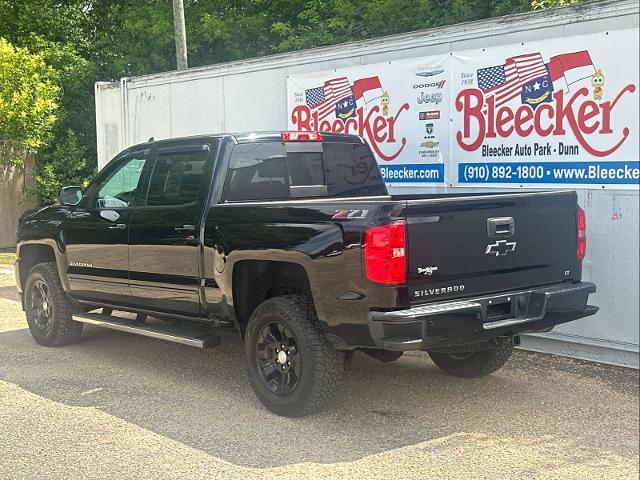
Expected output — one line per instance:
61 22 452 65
477 53 548 107
304 77 353 120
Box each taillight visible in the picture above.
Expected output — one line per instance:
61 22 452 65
281 131 323 142
576 206 586 261
364 222 406 285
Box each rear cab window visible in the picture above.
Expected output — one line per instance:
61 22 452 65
222 141 386 202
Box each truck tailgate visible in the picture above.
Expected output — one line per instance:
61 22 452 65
405 191 578 303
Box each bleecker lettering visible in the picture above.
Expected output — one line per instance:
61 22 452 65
456 88 485 151
496 108 514 137
372 116 387 142
578 101 600 134
455 84 636 157
535 103 554 136
514 107 534 136
291 103 409 161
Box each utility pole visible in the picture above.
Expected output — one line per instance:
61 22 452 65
172 0 188 70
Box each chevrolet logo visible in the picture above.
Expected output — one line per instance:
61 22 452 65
485 240 517 256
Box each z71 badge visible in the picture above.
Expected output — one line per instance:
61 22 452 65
332 209 368 220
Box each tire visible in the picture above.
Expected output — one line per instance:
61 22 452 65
24 262 83 347
244 295 340 417
428 339 514 378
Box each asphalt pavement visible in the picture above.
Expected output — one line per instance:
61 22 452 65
0 266 638 479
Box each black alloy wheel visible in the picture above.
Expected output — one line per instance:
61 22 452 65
244 295 341 417
24 262 83 347
30 279 54 333
256 321 301 395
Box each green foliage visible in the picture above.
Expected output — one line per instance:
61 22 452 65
86 0 537 78
0 252 17 264
0 38 60 166
31 129 95 205
0 0 585 204
531 0 581 9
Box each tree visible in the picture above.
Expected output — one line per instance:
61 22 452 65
532 0 581 9
32 129 93 203
0 0 585 205
0 37 60 166
0 1 95 203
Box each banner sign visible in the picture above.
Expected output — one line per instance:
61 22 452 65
287 56 450 184
451 30 639 188
286 29 639 189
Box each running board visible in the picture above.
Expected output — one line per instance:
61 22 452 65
72 312 221 348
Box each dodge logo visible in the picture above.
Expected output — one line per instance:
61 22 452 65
485 240 517 256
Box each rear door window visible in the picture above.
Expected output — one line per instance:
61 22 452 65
222 141 386 201
146 150 209 206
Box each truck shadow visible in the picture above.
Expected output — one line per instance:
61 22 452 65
0 325 636 469
0 285 19 303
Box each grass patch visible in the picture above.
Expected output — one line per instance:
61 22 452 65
0 252 17 264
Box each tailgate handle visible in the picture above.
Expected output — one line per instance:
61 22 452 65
487 217 515 237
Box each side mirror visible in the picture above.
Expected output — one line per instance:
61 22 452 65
59 186 83 206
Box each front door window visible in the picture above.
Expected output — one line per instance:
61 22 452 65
96 156 147 208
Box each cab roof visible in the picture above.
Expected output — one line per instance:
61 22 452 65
121 131 365 155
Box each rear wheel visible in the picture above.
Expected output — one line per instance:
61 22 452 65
24 262 83 347
244 295 340 417
428 339 514 378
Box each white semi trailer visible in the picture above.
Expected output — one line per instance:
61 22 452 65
95 0 639 368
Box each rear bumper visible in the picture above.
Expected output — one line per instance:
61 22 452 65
368 282 598 351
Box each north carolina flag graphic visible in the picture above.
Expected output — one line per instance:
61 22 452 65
546 50 596 91
352 76 384 108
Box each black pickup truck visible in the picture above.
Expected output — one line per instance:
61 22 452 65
16 131 597 416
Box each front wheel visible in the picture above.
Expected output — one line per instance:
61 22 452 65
24 262 83 347
428 338 514 378
244 295 340 417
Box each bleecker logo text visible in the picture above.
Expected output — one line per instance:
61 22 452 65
291 104 410 161
455 86 636 157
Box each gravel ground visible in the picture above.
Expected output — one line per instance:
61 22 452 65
0 267 638 479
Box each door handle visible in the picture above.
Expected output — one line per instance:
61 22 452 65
174 224 196 233
108 223 126 230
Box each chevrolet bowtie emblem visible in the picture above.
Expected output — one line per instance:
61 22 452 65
485 240 517 256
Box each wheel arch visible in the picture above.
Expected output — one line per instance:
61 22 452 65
232 259 313 336
17 240 69 294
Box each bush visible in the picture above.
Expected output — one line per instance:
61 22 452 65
0 37 60 167
32 129 95 205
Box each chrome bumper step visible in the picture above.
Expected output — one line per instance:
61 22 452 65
72 311 220 348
